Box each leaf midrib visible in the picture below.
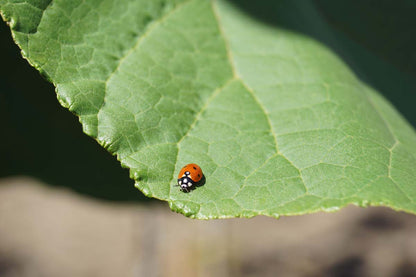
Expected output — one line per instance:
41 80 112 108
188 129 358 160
210 0 308 191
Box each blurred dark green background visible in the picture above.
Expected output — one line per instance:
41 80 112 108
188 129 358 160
1 0 415 201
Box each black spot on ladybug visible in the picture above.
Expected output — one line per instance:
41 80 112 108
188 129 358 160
198 174 201 177
193 166 196 169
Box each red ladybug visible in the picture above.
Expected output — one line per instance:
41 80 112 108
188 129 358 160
177 163 203 192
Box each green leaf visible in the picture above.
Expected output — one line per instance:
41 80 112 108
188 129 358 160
1 0 416 219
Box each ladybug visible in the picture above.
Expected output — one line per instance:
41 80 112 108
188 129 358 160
177 163 203 192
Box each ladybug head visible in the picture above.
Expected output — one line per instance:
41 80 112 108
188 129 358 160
178 176 193 192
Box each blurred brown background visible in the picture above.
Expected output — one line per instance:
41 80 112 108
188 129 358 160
1 177 416 277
